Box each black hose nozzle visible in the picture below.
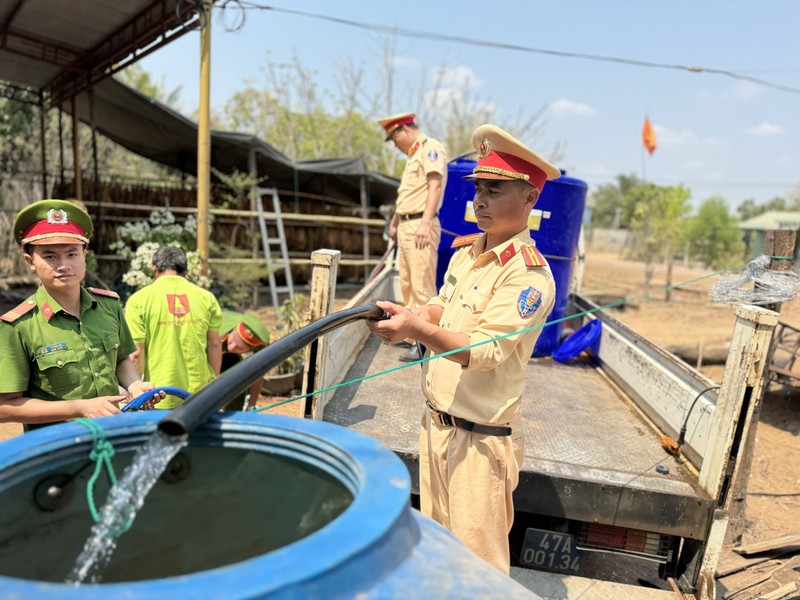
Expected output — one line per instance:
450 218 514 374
158 304 388 438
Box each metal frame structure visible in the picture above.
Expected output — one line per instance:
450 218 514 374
0 0 201 109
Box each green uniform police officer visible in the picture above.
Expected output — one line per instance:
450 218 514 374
0 199 163 430
219 309 270 411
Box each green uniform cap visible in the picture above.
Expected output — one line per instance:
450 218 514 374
14 199 93 246
220 310 270 349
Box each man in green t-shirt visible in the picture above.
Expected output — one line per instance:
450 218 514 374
219 310 270 411
125 247 222 408
0 199 162 430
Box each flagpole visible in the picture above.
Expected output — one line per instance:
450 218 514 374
641 145 646 182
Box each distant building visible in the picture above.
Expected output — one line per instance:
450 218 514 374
739 211 800 261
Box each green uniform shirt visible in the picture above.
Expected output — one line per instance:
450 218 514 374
0 286 135 402
125 275 222 405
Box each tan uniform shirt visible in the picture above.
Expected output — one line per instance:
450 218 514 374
422 231 555 425
395 134 447 215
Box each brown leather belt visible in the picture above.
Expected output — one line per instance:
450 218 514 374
426 401 512 436
398 211 437 220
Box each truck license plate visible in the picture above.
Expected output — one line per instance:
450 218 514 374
519 528 583 573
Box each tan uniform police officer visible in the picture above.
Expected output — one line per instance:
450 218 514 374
379 112 447 361
367 125 558 572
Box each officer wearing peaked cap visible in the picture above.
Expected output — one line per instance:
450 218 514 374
367 125 558 573
0 200 162 430
378 112 447 361
218 309 271 411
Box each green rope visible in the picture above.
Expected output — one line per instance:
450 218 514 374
768 255 795 261
75 418 118 523
257 266 730 413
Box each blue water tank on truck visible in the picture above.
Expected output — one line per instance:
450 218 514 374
437 156 589 356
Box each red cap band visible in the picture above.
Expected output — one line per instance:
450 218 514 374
21 219 89 245
382 114 416 139
473 150 548 192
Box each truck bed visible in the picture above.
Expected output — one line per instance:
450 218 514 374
323 333 714 540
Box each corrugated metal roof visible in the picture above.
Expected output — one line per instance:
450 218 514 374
0 0 198 104
739 211 800 231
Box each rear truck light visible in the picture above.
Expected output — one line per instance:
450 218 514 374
577 523 671 562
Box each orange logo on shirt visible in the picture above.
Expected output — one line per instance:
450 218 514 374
167 294 190 317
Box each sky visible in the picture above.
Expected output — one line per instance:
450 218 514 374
138 1 800 212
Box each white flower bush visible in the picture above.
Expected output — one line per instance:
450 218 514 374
112 209 210 291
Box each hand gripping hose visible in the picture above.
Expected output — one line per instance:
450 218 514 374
122 386 191 412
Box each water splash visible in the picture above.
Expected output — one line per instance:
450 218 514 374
66 430 187 585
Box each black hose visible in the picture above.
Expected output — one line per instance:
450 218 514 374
158 304 388 438
677 385 720 446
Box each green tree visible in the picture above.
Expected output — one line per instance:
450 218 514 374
222 47 558 178
116 63 182 109
687 196 743 269
223 54 388 170
627 183 691 298
589 174 641 228
736 196 787 221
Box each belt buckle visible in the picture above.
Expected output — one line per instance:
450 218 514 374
427 402 447 427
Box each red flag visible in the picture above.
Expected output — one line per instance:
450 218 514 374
642 116 657 155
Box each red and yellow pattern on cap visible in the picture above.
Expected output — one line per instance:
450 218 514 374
236 321 268 349
465 124 560 192
378 112 416 141
14 199 93 246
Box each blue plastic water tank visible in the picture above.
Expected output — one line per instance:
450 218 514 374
437 159 588 356
0 412 539 599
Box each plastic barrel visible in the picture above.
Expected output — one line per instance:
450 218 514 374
529 172 588 356
437 159 588 356
436 156 481 289
0 412 539 599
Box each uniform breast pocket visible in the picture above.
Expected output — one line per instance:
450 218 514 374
460 288 490 328
34 350 82 394
100 333 121 361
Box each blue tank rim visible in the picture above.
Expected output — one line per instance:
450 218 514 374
546 171 588 191
0 411 413 598
447 157 588 190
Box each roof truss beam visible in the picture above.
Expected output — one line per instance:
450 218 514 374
46 0 201 107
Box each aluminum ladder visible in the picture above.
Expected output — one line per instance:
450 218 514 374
255 186 294 309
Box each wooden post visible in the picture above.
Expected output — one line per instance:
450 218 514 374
726 229 797 545
38 93 47 195
360 176 369 283
692 304 779 595
301 249 340 420
249 149 259 309
71 95 81 200
196 0 212 276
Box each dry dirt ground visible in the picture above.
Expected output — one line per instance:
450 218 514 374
1 252 798 595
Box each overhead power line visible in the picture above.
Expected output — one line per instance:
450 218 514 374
223 2 800 95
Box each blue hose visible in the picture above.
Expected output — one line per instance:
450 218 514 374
122 386 191 412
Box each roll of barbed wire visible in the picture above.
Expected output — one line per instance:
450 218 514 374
709 255 800 305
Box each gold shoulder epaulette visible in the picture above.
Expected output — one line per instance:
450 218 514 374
87 287 121 300
522 245 547 267
1 298 37 323
451 233 481 249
